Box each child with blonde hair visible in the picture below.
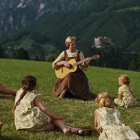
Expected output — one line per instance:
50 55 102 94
13 75 92 136
94 92 139 140
114 74 137 108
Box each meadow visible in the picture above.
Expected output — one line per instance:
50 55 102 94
0 58 140 140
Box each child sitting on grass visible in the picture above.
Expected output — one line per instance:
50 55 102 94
94 92 139 140
13 75 92 136
114 74 137 108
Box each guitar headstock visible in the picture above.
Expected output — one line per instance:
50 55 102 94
90 55 100 60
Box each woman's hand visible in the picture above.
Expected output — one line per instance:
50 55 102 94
85 57 91 64
63 61 71 68
56 61 71 68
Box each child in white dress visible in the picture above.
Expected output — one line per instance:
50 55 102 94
13 75 92 136
114 74 137 108
94 92 139 140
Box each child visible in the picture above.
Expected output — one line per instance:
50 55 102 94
13 76 92 136
114 74 137 108
94 92 139 140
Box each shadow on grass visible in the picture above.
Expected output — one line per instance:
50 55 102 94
136 99 140 107
0 135 24 140
0 94 15 100
63 91 97 101
135 131 140 137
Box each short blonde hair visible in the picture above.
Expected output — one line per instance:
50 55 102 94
96 92 114 108
119 74 130 85
65 36 76 47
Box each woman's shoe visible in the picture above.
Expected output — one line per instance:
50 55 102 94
76 129 92 136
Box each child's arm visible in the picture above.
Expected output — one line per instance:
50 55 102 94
0 83 16 96
118 94 123 100
34 96 63 120
135 122 140 124
94 110 98 132
117 87 123 100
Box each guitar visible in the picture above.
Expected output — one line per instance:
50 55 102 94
55 55 100 79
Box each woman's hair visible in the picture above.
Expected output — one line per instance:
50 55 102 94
119 74 133 95
12 76 37 112
65 36 76 47
96 92 114 108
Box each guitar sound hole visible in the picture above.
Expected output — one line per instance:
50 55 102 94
69 64 73 69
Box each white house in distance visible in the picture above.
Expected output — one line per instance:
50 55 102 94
93 36 114 48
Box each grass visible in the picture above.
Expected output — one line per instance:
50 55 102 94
0 58 140 140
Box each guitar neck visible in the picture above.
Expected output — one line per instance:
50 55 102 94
72 55 99 66
72 58 90 66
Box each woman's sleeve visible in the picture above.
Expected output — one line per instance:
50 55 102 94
79 51 88 71
79 51 85 60
52 51 64 69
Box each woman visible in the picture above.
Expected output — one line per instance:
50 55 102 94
52 36 93 100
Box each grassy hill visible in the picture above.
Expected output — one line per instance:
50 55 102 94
0 59 140 140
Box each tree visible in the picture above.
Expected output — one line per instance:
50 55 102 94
47 51 60 62
40 51 46 61
11 50 17 59
0 43 5 58
17 48 30 60
129 54 140 71
34 55 40 61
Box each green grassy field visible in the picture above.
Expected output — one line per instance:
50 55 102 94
0 59 140 140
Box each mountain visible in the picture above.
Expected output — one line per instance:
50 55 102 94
0 0 83 38
0 0 140 61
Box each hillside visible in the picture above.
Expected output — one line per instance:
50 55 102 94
0 0 140 52
0 58 140 140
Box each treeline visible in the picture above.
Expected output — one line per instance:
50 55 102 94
1 31 56 60
87 47 139 71
0 42 140 71
0 43 46 61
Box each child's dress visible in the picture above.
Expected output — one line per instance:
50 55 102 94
114 85 137 108
96 107 139 140
14 89 52 131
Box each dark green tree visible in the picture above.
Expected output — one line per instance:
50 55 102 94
34 55 40 61
40 51 46 61
129 54 140 71
0 43 5 58
17 48 30 60
47 51 60 62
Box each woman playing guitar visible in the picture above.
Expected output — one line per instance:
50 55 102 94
52 36 99 100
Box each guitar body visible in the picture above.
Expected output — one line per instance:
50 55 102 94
55 55 100 79
55 59 77 79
